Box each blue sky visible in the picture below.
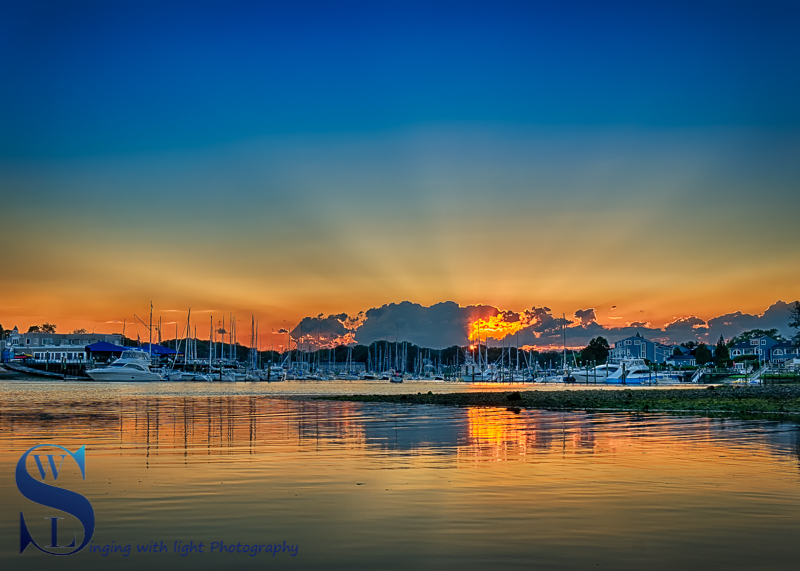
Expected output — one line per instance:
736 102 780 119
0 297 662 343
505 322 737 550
2 1 798 157
1 1 798 342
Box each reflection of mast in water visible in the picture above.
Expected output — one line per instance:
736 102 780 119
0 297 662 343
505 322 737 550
206 397 212 457
227 398 234 449
249 396 256 455
183 397 189 464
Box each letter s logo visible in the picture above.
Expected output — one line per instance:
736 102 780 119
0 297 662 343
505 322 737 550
16 444 95 555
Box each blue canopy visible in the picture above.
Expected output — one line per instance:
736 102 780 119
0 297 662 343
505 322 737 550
85 341 126 353
140 343 177 355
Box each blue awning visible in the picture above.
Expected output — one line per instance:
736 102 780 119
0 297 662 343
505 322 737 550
85 341 126 353
140 343 177 355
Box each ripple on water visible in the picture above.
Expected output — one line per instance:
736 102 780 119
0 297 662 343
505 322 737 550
1 382 800 570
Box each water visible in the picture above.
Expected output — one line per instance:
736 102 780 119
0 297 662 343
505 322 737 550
2 380 800 569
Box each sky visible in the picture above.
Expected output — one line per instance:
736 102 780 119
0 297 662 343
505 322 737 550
1 1 798 349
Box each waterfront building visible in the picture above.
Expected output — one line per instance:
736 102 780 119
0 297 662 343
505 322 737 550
672 345 693 356
609 335 672 364
729 335 778 363
769 341 800 366
3 327 123 363
666 354 697 368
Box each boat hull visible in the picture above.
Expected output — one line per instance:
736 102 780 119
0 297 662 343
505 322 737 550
86 369 161 382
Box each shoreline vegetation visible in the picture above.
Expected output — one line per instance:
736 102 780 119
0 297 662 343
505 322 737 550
323 385 800 419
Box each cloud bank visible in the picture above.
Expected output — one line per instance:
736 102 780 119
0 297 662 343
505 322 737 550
289 300 798 350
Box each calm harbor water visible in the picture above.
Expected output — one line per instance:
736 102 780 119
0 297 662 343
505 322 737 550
2 380 800 569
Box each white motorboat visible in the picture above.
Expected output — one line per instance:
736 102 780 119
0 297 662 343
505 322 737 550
86 350 162 382
214 369 246 382
538 373 566 383
459 370 493 382
161 369 185 381
570 363 620 383
458 354 493 381
571 359 659 385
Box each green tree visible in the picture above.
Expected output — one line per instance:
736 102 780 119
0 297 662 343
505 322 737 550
789 301 800 346
673 346 683 356
26 323 57 334
695 343 712 365
72 328 88 334
581 337 610 364
728 328 785 346
714 335 730 367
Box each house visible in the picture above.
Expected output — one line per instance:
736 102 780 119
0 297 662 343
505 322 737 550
3 328 123 364
610 335 672 364
666 354 697 367
729 335 779 363
770 341 800 365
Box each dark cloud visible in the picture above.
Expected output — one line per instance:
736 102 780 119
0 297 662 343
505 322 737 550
354 301 491 347
705 301 795 342
523 306 570 334
573 308 597 326
664 316 708 333
290 300 798 350
290 314 350 342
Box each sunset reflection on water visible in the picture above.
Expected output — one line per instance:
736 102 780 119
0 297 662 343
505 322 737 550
2 384 800 570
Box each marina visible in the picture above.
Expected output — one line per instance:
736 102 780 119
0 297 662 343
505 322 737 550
2 3 798 569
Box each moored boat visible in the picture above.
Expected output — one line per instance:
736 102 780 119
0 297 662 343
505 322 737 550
86 350 162 382
571 359 662 384
258 365 286 382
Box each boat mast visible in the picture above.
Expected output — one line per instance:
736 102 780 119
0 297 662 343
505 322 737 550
149 302 153 361
185 308 191 366
562 313 567 372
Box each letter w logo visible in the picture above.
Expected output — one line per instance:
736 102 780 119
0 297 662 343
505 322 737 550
32 455 67 481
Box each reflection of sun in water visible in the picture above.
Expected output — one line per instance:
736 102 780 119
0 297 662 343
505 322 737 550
461 408 531 461
459 409 608 462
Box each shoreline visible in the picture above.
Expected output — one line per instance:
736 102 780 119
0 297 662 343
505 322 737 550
321 385 800 420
